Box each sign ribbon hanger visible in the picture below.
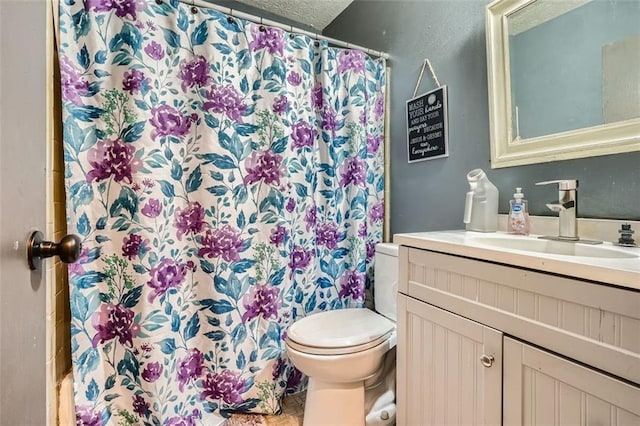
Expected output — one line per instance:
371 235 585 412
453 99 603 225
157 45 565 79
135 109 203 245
412 58 442 98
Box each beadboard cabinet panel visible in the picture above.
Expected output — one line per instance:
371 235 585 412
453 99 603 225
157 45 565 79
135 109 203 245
397 294 502 426
504 337 640 426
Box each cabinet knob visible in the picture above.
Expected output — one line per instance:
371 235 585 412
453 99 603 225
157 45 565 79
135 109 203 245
480 353 494 368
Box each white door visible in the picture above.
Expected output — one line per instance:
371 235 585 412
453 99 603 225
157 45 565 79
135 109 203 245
504 337 640 426
0 1 49 424
397 294 503 426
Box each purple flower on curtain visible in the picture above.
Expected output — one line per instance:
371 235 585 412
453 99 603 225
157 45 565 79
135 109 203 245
369 200 384 223
287 71 302 86
272 95 289 114
201 370 246 405
358 223 367 238
86 138 142 184
321 106 339 132
174 201 205 240
199 225 244 262
132 394 151 418
149 105 195 140
91 303 141 348
305 206 317 231
122 69 149 95
339 156 367 187
146 258 188 303
176 349 205 392
272 358 286 381
367 135 382 154
249 26 285 55
165 416 197 426
359 110 367 125
269 226 288 246
290 121 316 150
338 270 365 300
243 150 284 186
311 83 323 109
141 198 162 218
242 284 281 322
84 0 110 13
337 50 366 74
366 241 376 261
286 367 303 392
144 41 164 60
186 260 196 272
74 405 102 426
374 96 385 120
203 84 248 122
142 361 163 383
68 248 89 276
316 222 339 249
178 55 211 92
85 0 146 20
122 233 148 260
288 245 312 277
113 0 146 20
59 56 90 105
286 198 296 213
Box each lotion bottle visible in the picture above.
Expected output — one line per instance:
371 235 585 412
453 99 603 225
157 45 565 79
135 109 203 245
508 187 529 235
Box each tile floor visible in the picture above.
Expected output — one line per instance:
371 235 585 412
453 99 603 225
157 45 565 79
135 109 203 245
264 393 305 426
224 393 305 426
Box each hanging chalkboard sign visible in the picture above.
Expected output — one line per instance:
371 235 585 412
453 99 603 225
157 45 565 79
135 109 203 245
406 85 449 163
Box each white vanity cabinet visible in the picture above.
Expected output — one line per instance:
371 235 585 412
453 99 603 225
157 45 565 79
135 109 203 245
395 243 640 425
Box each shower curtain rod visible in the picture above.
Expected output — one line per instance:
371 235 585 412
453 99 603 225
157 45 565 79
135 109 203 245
176 0 390 59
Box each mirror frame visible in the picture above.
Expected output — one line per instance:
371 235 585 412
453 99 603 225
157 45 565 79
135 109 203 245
485 0 640 169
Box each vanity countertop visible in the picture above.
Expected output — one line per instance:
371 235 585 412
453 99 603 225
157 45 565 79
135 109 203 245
393 231 640 290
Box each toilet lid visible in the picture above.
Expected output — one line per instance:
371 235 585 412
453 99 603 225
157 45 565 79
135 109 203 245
286 308 395 351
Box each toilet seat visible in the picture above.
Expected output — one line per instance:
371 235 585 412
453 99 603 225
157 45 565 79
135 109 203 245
286 308 395 355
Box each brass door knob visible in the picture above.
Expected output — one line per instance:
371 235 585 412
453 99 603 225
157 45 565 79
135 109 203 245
27 231 82 271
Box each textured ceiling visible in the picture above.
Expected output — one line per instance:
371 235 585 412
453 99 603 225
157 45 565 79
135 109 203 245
232 0 353 30
509 0 592 35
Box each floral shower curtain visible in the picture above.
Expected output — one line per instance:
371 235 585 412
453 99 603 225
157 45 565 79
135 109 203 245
59 0 386 423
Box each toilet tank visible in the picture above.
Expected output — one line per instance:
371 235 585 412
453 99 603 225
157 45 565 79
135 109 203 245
374 243 399 321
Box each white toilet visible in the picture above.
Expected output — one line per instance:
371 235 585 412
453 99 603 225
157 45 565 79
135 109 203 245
285 243 399 426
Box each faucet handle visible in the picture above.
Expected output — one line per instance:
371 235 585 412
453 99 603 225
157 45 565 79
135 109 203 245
535 179 578 190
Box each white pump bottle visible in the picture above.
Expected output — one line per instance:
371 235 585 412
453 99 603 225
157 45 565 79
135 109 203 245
463 169 499 232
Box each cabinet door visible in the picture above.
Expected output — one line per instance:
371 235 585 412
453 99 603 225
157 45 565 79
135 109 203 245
397 294 502 425
504 337 640 425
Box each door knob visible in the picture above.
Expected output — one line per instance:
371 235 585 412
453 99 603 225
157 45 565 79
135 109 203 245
27 231 82 271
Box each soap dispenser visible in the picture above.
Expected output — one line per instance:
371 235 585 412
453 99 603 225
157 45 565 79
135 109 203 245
508 187 529 235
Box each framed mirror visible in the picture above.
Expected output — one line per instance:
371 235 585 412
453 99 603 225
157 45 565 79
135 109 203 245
486 0 640 168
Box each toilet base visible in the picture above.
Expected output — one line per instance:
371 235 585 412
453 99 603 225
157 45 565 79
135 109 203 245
303 378 364 426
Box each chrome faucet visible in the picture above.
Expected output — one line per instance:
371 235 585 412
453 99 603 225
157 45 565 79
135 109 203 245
536 179 579 240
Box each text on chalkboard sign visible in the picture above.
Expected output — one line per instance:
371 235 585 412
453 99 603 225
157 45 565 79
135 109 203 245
406 86 449 163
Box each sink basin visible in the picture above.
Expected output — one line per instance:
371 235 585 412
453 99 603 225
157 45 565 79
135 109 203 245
470 236 639 259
